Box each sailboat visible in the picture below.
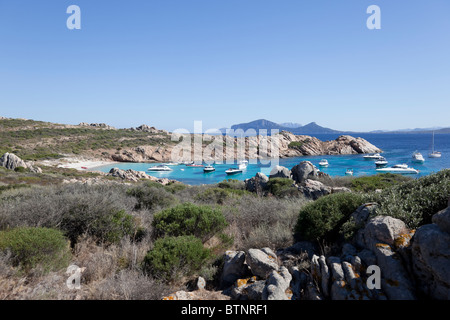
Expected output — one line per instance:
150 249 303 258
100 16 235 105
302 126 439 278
429 131 442 158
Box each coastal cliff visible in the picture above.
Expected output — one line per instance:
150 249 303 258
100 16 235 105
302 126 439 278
110 131 382 163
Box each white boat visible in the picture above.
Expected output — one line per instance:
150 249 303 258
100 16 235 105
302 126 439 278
412 151 425 163
375 157 388 167
376 164 419 174
225 160 248 175
363 153 383 160
238 160 248 170
319 159 329 167
203 165 215 173
345 168 354 176
429 132 442 158
225 168 243 175
147 165 172 172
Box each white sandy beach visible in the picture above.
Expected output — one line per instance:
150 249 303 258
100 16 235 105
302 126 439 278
37 157 118 171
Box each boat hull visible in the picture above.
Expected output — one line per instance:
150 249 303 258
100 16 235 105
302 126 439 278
376 168 418 174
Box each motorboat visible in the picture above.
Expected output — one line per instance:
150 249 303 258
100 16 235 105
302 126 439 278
203 165 215 173
318 159 329 167
345 168 354 176
412 151 425 163
375 157 388 167
225 160 248 175
363 153 383 160
429 132 442 158
376 164 419 174
225 168 243 175
148 165 173 172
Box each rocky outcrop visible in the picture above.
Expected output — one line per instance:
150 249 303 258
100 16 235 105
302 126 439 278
108 133 381 164
269 166 291 179
244 172 269 195
107 167 175 185
291 161 319 184
131 124 168 134
412 206 450 299
221 251 249 288
161 204 450 301
79 122 116 130
0 152 42 173
246 248 279 279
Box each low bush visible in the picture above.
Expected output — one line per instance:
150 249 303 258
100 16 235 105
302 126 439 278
217 179 245 190
152 203 227 242
375 169 450 228
267 178 299 198
143 235 210 281
62 208 140 245
0 227 71 272
288 141 303 149
127 182 177 210
195 187 250 204
350 173 412 192
295 192 369 241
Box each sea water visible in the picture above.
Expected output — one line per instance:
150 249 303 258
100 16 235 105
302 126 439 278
93 133 450 185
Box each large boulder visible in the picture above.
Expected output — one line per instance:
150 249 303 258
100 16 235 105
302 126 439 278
373 244 415 300
0 152 42 173
297 179 331 200
412 209 450 299
432 206 450 234
244 172 269 195
362 216 409 251
262 267 292 300
107 167 174 185
246 248 279 279
221 251 249 288
269 165 291 179
291 161 318 184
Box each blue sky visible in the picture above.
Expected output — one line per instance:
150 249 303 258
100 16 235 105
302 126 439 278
0 0 449 132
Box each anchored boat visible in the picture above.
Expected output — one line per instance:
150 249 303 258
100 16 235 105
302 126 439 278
412 151 425 163
203 165 215 173
376 164 419 174
148 165 173 172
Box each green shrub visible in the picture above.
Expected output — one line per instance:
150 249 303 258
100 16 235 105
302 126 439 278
127 182 177 210
0 227 71 272
61 207 139 245
267 178 299 198
375 169 450 228
350 173 412 192
295 192 368 241
152 203 227 242
14 166 27 173
288 141 303 149
195 187 250 204
217 179 245 190
143 235 210 281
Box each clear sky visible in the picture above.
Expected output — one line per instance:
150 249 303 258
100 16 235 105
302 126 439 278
1 0 449 132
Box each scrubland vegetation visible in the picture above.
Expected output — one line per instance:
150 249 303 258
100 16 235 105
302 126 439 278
0 167 449 299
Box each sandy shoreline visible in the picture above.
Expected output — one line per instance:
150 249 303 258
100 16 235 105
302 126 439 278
37 157 119 171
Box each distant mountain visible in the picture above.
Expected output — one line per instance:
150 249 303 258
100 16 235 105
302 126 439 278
370 126 450 134
226 119 342 135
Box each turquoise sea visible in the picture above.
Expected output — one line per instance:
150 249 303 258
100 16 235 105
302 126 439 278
93 133 450 185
